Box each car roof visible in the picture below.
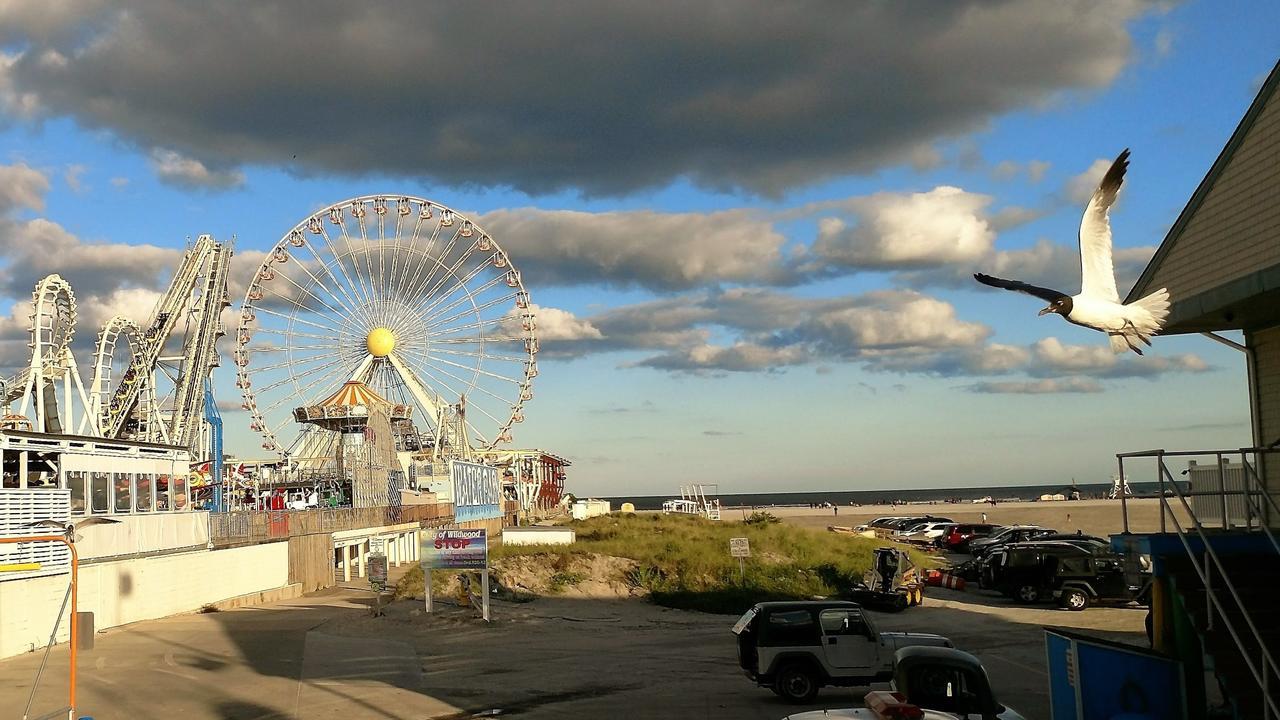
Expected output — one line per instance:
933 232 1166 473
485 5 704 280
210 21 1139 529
894 645 986 672
753 600 863 611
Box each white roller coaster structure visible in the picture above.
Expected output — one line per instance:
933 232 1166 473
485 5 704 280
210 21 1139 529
1 235 232 459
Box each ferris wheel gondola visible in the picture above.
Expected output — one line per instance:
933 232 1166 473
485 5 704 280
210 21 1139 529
235 195 537 461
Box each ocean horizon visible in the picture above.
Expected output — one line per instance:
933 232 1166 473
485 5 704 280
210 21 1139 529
599 480 1183 511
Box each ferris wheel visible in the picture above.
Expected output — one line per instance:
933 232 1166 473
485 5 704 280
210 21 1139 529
234 195 538 460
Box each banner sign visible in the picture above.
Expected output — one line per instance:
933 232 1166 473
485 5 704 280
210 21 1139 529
422 528 488 570
451 461 502 522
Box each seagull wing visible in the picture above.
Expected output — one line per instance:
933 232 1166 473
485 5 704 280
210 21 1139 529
21 520 67 530
1078 149 1128 302
973 273 1069 303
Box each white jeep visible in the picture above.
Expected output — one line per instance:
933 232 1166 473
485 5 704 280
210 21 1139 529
732 600 953 703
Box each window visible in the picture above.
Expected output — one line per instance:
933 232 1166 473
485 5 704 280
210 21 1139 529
156 474 172 511
762 609 819 646
819 609 869 637
906 665 984 714
173 472 188 510
68 471 87 514
135 473 153 512
91 472 110 513
114 472 132 513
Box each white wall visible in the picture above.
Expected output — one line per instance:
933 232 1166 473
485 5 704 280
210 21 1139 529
76 511 211 561
502 527 575 546
0 542 289 659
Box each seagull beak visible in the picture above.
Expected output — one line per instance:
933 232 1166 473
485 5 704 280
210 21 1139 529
1038 306 1055 316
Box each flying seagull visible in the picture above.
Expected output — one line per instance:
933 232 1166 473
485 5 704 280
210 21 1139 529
23 517 120 543
974 149 1169 355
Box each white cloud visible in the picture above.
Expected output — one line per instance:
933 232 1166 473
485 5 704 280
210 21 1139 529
149 149 244 191
481 207 794 290
0 162 49 212
812 187 996 269
109 176 129 188
1027 160 1051 183
969 378 1104 394
526 304 602 342
64 164 87 193
1065 157 1114 205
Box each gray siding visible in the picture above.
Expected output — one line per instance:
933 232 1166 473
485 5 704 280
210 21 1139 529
1137 86 1280 300
1250 325 1280 521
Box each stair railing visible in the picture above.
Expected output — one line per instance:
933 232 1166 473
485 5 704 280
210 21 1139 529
1152 453 1280 718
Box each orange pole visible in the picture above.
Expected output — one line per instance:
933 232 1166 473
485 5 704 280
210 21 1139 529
0 535 77 716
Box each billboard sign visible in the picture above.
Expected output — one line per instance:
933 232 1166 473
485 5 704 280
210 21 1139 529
422 528 488 570
451 461 502 522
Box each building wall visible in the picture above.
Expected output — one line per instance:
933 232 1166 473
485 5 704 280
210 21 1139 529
1250 325 1280 519
0 542 290 659
1138 84 1280 300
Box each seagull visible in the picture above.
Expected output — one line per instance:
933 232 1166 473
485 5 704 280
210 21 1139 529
973 149 1169 355
23 517 120 543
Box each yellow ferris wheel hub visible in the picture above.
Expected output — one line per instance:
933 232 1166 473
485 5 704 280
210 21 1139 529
366 327 396 357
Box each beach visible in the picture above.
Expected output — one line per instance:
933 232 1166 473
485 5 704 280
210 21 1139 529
729 497 1187 538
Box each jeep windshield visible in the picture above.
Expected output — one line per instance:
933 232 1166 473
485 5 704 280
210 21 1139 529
732 606 759 635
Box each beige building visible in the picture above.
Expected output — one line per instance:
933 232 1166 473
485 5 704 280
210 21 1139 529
1127 59 1280 503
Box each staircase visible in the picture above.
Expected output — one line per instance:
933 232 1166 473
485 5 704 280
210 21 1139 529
1166 552 1280 718
1117 447 1280 719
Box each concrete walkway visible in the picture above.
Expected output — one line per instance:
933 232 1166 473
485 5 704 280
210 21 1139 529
0 570 455 720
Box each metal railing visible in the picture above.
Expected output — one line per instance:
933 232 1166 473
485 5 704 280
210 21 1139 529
208 503 457 547
1117 448 1280 718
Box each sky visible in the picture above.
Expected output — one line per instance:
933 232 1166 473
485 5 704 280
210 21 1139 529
0 1 1274 496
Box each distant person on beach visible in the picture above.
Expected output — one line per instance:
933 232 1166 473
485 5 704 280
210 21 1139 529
981 512 987 523
834 506 839 516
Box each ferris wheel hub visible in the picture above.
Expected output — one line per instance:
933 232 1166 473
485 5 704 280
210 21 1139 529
366 327 396 357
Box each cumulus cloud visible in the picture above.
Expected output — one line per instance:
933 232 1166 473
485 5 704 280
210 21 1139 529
1029 337 1210 378
0 1 1160 195
897 238 1155 295
1065 157 1116 205
149 149 244 191
968 377 1105 394
812 187 996 269
481 208 794 290
525 304 602 342
0 163 50 212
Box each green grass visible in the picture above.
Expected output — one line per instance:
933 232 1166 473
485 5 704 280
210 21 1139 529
396 514 933 614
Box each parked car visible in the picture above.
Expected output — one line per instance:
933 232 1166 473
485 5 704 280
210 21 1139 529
993 541 1149 609
732 600 952 702
891 518 953 539
940 523 1000 552
968 525 1056 557
900 522 957 545
780 647 1027 719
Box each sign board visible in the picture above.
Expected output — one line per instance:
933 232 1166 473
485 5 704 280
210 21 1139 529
369 537 386 554
368 552 388 591
422 528 488 569
451 461 502 522
729 537 751 558
1045 628 1186 720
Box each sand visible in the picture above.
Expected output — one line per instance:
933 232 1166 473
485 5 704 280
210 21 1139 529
727 497 1188 538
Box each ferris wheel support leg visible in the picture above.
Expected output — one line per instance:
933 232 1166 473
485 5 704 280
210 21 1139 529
385 352 445 436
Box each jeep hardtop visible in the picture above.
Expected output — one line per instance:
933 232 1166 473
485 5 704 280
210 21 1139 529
732 600 952 702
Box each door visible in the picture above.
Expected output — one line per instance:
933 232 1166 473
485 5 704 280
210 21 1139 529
819 609 877 673
1093 556 1129 598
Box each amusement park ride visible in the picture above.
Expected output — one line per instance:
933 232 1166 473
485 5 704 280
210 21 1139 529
0 196 567 512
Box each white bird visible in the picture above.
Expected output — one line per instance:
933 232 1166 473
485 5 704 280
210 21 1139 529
974 149 1169 355
23 517 120 543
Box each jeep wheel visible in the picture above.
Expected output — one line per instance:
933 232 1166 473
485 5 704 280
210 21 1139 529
1015 584 1041 604
1059 588 1089 611
774 664 820 703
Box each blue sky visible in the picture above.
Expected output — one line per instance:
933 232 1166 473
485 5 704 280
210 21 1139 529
0 1 1274 495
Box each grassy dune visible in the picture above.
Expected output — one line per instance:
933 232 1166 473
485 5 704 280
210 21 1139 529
396 513 931 614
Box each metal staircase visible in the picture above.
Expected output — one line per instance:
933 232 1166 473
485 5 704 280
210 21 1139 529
1118 448 1280 718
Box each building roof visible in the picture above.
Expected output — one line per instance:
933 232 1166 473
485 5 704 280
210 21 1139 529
1126 60 1280 334
318 380 391 408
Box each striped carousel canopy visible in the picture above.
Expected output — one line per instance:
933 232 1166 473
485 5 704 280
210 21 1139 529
292 380 413 430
